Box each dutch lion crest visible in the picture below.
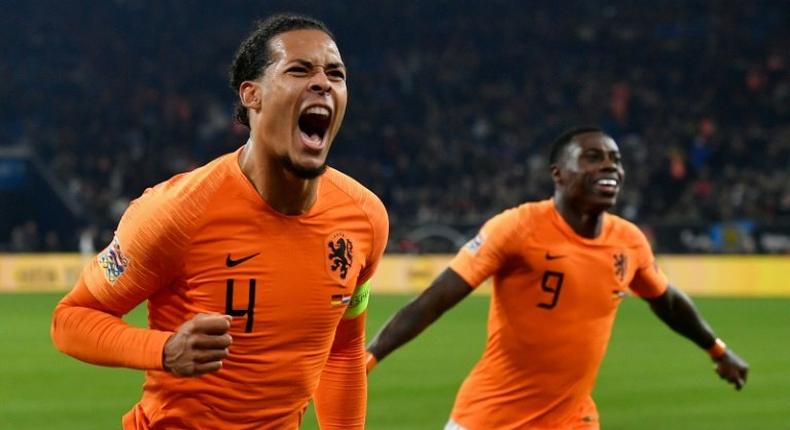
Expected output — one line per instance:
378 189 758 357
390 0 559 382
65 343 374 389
327 232 354 281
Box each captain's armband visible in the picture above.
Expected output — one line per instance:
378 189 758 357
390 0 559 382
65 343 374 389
343 280 371 319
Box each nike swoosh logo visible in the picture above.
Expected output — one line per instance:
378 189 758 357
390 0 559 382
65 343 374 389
226 253 260 267
545 252 566 260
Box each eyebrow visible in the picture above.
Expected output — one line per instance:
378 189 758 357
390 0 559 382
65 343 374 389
289 59 346 70
583 148 619 153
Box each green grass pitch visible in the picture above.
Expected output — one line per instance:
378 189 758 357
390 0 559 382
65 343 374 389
1 293 787 429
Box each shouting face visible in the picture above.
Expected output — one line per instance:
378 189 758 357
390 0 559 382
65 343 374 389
242 29 347 178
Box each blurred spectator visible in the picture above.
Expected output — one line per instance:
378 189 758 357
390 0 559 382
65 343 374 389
1 0 788 252
9 221 41 252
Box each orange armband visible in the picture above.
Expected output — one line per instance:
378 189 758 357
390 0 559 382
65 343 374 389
707 338 727 359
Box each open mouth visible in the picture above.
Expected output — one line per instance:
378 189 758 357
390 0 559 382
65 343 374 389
298 106 332 150
594 178 620 196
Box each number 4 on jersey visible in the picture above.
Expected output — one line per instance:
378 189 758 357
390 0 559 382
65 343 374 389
226 279 256 332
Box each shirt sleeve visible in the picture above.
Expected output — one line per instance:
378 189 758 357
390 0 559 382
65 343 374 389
628 226 669 298
449 208 522 288
313 312 367 429
357 196 389 286
51 279 172 370
83 188 188 314
51 184 197 369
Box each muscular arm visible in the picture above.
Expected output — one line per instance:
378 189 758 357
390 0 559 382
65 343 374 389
646 285 748 390
314 314 367 429
367 268 474 364
646 285 716 349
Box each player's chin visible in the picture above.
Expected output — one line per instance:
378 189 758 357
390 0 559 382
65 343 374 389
280 154 328 179
589 192 619 210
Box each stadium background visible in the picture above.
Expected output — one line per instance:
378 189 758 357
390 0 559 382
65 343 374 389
1 1 788 429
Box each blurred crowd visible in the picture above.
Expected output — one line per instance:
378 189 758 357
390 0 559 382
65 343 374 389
2 0 788 252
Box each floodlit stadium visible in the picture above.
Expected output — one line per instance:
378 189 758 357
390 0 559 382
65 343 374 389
1 1 788 429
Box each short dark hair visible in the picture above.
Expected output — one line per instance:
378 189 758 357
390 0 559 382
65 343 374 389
548 126 605 165
229 13 334 127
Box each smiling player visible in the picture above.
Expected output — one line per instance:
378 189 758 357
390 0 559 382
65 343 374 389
51 14 388 430
367 126 747 429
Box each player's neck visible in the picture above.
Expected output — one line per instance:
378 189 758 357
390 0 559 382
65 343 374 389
553 195 604 238
239 143 318 215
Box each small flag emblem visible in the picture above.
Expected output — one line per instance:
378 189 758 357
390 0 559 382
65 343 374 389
331 294 352 307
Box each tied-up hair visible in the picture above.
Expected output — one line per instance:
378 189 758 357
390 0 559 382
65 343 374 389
229 13 334 128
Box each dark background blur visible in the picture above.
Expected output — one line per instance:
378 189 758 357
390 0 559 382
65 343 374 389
1 0 788 254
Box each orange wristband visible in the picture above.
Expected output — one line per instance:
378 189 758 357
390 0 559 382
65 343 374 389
365 352 378 374
707 338 727 359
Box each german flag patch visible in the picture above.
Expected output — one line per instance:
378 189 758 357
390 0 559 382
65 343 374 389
331 294 352 307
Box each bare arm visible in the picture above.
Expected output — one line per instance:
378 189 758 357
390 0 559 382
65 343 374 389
646 285 716 348
367 268 474 364
646 285 748 390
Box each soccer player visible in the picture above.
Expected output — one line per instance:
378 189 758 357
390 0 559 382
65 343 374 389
51 14 388 430
366 126 748 430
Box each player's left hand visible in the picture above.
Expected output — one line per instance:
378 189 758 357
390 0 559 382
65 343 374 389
713 349 748 390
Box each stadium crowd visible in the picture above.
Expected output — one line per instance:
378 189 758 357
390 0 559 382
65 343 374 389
2 0 788 252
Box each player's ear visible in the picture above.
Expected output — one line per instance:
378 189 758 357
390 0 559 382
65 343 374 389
239 81 261 110
550 164 564 185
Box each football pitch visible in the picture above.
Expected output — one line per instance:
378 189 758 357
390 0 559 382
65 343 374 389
1 293 787 429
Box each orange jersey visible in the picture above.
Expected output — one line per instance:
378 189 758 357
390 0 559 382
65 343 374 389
52 148 388 429
448 199 667 430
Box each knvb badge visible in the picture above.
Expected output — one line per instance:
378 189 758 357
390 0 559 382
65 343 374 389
98 236 130 284
326 231 354 283
613 252 627 282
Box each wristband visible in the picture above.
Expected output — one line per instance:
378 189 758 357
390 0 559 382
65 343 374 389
707 338 727 359
365 352 378 374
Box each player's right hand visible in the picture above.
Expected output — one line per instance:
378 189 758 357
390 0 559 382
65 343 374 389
163 313 233 377
714 349 748 391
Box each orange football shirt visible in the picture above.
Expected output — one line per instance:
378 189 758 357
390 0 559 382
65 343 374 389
448 199 668 430
51 148 389 429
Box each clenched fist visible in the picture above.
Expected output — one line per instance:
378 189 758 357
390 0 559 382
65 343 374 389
714 349 749 391
163 313 233 377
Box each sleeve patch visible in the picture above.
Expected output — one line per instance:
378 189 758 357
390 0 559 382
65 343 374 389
463 232 486 254
342 280 371 319
97 235 130 284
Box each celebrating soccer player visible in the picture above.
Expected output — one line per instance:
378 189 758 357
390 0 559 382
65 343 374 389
51 14 388 430
366 126 747 429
